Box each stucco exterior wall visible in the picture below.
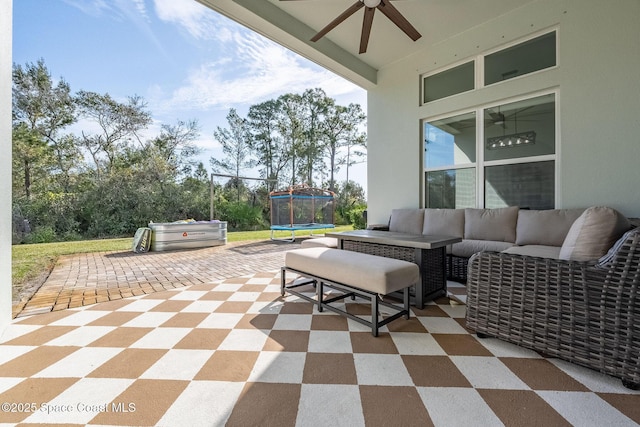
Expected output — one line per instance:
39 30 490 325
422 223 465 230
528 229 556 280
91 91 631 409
367 0 640 224
0 0 12 335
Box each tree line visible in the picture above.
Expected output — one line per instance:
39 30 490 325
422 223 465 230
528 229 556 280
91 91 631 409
11 59 367 243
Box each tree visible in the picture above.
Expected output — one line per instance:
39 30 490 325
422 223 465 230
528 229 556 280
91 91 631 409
211 109 255 202
298 88 331 186
75 91 151 178
11 61 369 239
247 99 289 191
12 59 76 140
322 102 366 191
12 59 79 193
12 123 54 199
147 119 201 189
276 93 306 186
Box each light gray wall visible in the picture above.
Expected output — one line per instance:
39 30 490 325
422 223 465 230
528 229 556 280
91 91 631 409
0 0 12 336
367 0 640 224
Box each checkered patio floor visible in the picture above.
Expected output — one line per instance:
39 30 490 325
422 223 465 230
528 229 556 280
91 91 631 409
1 271 639 426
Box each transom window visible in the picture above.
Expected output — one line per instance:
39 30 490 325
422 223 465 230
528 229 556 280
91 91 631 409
421 31 557 105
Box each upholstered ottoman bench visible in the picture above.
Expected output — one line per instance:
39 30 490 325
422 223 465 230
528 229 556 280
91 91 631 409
281 247 419 336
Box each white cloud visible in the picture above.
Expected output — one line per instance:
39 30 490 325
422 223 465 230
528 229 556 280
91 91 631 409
149 0 362 112
64 0 168 56
152 30 359 112
153 0 220 40
64 0 148 22
62 0 111 17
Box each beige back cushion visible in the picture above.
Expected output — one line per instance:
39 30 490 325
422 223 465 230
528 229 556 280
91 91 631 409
516 208 585 246
422 209 465 238
559 206 631 261
389 209 425 234
464 207 519 242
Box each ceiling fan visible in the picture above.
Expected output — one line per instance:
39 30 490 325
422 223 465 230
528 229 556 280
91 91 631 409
486 106 538 129
281 0 422 54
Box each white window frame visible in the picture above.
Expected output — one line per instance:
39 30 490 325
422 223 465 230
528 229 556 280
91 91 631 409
420 28 558 105
420 28 560 208
423 89 559 209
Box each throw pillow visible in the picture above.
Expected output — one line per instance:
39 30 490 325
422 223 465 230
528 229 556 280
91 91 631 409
559 206 631 261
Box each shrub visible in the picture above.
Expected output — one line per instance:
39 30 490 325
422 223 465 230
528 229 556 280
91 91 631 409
347 205 367 230
24 226 57 244
220 201 266 231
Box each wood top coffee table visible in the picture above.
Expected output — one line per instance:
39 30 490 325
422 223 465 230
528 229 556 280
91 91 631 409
326 230 461 309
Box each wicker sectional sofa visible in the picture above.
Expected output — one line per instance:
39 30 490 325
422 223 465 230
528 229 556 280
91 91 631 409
466 223 639 389
378 205 631 282
378 205 639 388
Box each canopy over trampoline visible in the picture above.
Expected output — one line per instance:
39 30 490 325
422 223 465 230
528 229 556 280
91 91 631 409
269 185 336 241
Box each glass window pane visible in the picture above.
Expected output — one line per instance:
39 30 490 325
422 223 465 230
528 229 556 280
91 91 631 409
485 161 555 209
485 32 556 85
484 94 555 162
426 168 476 209
423 61 474 103
425 112 476 168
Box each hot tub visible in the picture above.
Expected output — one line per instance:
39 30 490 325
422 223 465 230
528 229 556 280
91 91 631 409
149 220 227 251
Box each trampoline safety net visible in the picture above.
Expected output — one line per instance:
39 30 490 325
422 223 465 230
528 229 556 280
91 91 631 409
269 185 335 228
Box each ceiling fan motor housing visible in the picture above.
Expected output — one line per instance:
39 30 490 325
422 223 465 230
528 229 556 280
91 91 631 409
363 0 382 7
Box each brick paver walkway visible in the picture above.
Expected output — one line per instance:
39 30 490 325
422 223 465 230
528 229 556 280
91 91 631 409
13 239 300 318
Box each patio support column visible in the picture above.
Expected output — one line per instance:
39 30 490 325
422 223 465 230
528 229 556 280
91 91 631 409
0 0 12 336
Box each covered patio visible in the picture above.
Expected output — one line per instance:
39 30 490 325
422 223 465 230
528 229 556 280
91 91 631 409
1 0 640 425
0 239 638 425
1 246 639 425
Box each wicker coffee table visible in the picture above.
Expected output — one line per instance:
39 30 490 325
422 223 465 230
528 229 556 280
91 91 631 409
325 230 461 309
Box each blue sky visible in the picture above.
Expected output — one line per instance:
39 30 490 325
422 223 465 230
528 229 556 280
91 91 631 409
12 0 367 188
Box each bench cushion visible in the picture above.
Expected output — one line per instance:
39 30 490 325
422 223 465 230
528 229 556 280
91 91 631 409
285 248 419 295
300 237 338 248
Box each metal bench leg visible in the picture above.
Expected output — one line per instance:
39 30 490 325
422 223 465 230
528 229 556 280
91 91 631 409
372 295 379 337
317 280 324 312
404 287 410 319
280 267 286 297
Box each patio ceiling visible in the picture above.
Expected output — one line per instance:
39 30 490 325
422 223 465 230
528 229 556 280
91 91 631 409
198 0 538 87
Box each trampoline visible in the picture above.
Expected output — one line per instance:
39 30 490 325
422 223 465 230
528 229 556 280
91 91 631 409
269 185 336 242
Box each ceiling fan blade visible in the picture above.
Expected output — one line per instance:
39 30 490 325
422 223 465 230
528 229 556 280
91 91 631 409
359 7 375 54
377 0 422 41
504 106 536 119
310 1 364 42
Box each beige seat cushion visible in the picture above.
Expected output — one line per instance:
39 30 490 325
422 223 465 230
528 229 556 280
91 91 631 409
516 209 585 246
559 206 631 261
464 207 519 243
502 245 561 259
451 240 514 258
422 209 465 238
389 209 424 235
285 248 419 295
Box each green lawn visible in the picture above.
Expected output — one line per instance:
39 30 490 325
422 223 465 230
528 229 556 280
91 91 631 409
11 225 353 302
